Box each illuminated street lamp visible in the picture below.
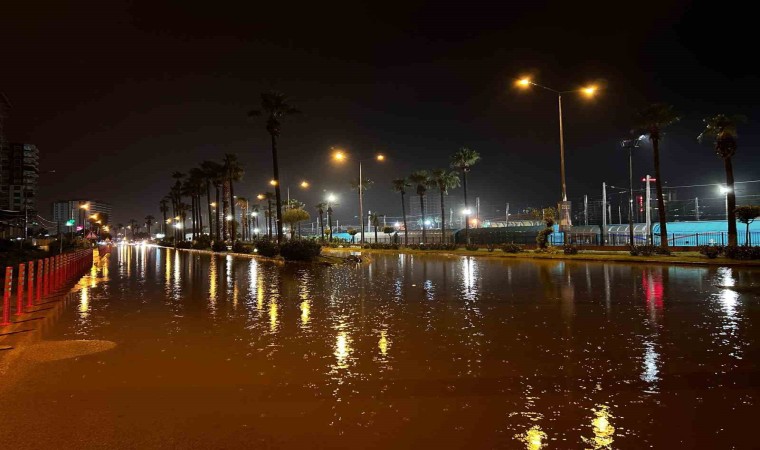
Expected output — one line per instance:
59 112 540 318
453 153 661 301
331 147 386 244
516 76 599 230
300 180 310 188
269 179 278 186
719 185 732 219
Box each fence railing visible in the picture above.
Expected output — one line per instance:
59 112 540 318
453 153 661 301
2 249 93 327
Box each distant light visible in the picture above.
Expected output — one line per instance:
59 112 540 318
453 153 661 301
517 78 531 87
462 208 472 215
641 178 657 182
470 218 479 226
210 202 217 207
269 179 278 186
257 194 265 200
582 85 597 96
174 216 180 220
333 150 346 161
376 154 385 161
327 194 337 202
394 221 400 228
156 233 165 239
300 180 310 188
174 223 182 229
719 186 732 194
251 212 258 217
226 215 233 221
253 228 260 234
424 220 432 226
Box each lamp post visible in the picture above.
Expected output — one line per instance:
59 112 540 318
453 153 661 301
621 136 644 246
516 77 598 231
332 148 385 244
719 185 731 220
326 193 337 242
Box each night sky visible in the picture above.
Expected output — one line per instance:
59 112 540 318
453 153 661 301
2 0 758 225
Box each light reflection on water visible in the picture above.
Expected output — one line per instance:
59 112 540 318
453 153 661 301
42 247 760 448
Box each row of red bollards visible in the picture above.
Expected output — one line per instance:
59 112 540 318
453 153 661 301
1 249 94 327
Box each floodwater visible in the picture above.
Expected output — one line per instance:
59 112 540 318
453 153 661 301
1 245 759 449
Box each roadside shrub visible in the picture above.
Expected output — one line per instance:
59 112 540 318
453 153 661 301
698 245 720 259
500 243 523 253
534 246 560 254
280 240 322 261
363 243 400 250
253 239 279 257
630 245 670 256
536 228 553 249
192 235 212 250
211 241 228 252
724 245 760 260
232 241 252 254
404 243 458 251
465 243 479 251
563 245 579 255
176 241 192 249
486 243 496 252
653 246 672 256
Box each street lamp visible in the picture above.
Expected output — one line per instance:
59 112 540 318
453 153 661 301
621 135 645 246
331 147 386 244
516 76 599 230
719 185 731 219
326 193 337 241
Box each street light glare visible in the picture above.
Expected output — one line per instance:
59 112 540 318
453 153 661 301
327 194 337 202
300 180 310 188
582 86 597 96
257 194 265 200
333 150 346 161
376 154 385 161
269 179 278 186
517 78 531 87
719 186 731 194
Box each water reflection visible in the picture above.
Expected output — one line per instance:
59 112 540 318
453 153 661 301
47 247 760 448
583 405 615 449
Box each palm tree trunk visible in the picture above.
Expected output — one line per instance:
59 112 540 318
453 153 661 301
440 190 446 244
652 138 668 248
320 211 325 240
401 192 408 246
374 225 378 243
419 195 426 243
725 157 738 246
197 195 203 238
229 179 237 243
268 200 274 240
215 186 221 242
206 181 213 238
270 133 284 244
327 208 333 242
463 171 469 244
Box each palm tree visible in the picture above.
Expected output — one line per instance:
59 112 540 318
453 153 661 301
315 202 327 241
145 215 155 237
392 178 411 246
350 176 373 242
430 169 461 244
249 90 300 244
223 153 244 243
235 196 249 241
129 219 138 240
409 170 431 243
370 212 380 243
201 160 223 240
188 167 206 239
170 171 185 241
698 114 746 247
634 103 680 248
450 147 481 244
159 198 169 235
263 192 276 239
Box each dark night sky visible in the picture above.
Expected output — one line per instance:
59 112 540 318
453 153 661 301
2 0 758 225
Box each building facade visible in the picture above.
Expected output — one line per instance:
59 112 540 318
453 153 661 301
0 143 39 214
52 200 112 230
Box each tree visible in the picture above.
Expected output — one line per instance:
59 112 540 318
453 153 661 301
383 225 395 243
159 198 169 235
698 114 746 247
200 160 222 240
369 212 381 243
235 196 249 241
409 170 431 243
392 178 411 246
129 219 138 240
450 147 481 244
263 192 275 239
145 215 155 237
249 90 301 244
223 153 244 243
283 208 310 240
634 103 680 248
430 169 461 244
735 205 760 246
315 202 327 241
535 207 557 249
347 228 358 244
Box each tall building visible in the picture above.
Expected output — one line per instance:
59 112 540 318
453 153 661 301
52 200 112 230
0 143 39 216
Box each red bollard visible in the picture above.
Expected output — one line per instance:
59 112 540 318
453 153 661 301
15 263 25 316
36 259 43 303
27 261 34 309
43 258 49 297
2 267 13 326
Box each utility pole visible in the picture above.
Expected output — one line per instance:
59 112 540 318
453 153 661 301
505 202 510 228
695 197 700 221
584 195 588 225
602 182 607 244
645 175 652 245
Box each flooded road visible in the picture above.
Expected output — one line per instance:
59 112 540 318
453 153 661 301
1 245 759 448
